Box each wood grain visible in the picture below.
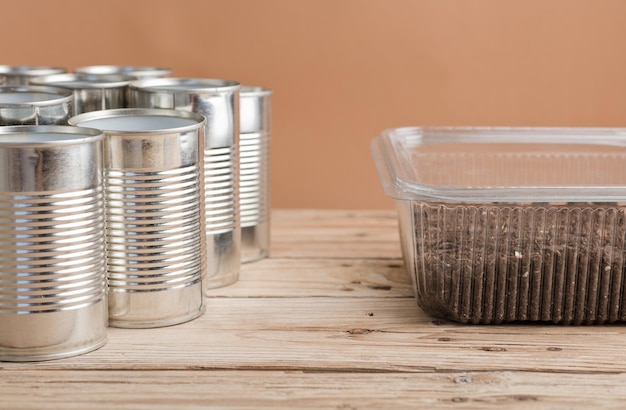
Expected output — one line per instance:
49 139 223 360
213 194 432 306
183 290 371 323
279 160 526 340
2 370 625 410
270 209 403 259
2 209 623 409
209 258 413 298
3 297 625 374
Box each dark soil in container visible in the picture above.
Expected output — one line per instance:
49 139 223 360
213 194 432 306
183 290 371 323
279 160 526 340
414 202 626 324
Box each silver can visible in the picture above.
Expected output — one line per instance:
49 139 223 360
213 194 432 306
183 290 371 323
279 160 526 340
128 78 241 290
30 73 134 114
240 87 272 262
0 125 107 362
69 108 206 328
75 65 172 79
0 66 67 86
0 86 74 126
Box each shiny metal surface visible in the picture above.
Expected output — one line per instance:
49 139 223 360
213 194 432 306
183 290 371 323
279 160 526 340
128 78 241 290
75 65 172 79
240 87 272 262
69 108 206 328
240 86 272 134
0 66 67 86
30 73 134 114
0 86 73 125
0 126 107 361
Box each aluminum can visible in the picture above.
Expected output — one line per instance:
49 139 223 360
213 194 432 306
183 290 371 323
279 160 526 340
75 65 171 79
239 87 272 262
0 86 73 125
128 78 241 290
0 125 107 361
30 73 134 114
0 66 67 86
69 108 206 328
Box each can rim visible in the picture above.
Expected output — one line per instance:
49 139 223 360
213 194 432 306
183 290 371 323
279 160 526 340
240 86 272 97
129 77 240 93
0 65 67 77
0 86 74 107
30 73 135 89
68 108 207 135
74 65 172 77
0 125 104 147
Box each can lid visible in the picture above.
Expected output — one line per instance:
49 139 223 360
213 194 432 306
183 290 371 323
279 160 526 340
0 86 74 107
0 125 103 147
0 65 67 78
30 73 135 89
68 108 206 134
75 65 171 79
129 77 240 93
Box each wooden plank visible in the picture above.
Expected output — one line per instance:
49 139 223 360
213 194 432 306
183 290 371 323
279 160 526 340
1 370 624 409
272 209 399 228
3 209 624 408
270 209 403 259
208 257 413 298
3 297 626 374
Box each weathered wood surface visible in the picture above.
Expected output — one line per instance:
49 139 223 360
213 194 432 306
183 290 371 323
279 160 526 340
2 209 625 409
270 209 402 259
2 370 625 409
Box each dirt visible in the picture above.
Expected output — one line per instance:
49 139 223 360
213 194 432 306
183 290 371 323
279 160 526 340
413 202 626 324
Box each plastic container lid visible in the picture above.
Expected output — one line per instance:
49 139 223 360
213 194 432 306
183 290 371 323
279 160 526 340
371 126 626 203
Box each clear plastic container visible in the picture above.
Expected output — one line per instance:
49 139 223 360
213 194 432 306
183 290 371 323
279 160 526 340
371 127 626 324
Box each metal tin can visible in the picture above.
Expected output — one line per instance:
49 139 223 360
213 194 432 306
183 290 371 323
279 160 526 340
29 73 134 114
128 78 241 290
0 125 107 362
0 86 74 126
69 108 206 328
74 65 172 79
239 86 272 263
0 66 67 86
0 76 5 86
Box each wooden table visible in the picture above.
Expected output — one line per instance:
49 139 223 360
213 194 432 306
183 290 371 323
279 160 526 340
2 209 625 409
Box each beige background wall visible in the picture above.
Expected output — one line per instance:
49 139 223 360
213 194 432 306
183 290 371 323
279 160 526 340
2 0 626 209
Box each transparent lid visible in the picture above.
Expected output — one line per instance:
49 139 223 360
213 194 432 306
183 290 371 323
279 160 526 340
371 127 626 202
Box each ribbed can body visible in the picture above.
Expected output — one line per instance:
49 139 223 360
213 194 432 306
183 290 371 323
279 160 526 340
240 87 272 262
0 126 107 361
128 78 241 290
69 109 206 328
0 86 74 126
